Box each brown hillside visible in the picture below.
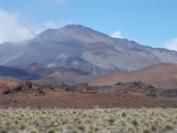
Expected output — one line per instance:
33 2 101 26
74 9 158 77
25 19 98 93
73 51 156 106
90 63 177 89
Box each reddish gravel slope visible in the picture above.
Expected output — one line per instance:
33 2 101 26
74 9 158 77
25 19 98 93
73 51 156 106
90 63 177 89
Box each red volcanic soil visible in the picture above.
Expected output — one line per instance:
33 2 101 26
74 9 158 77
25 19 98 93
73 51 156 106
0 80 19 89
1 92 177 108
90 63 177 89
1 78 177 108
90 72 128 86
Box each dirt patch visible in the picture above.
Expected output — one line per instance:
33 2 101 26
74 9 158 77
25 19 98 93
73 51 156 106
1 80 177 109
1 92 177 108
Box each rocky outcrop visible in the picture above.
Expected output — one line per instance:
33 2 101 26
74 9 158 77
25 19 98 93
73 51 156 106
2 81 55 96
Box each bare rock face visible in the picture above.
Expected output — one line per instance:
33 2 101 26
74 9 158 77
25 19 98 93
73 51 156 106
2 86 22 95
1 81 47 96
23 81 32 88
58 82 89 93
76 83 89 92
160 89 177 98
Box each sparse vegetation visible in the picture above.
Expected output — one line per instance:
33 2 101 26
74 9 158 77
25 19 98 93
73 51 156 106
0 108 177 133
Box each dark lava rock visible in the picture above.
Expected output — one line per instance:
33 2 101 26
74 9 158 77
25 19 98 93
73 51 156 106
89 81 161 97
160 89 177 98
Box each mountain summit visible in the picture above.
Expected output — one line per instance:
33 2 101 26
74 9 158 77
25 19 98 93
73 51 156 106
0 24 177 79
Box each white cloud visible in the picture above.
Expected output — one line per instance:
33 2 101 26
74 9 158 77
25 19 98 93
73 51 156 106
165 38 177 51
0 8 60 44
0 8 39 43
111 31 124 39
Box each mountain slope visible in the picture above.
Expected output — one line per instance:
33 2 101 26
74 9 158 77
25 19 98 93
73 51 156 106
0 65 39 80
90 63 177 89
0 24 177 76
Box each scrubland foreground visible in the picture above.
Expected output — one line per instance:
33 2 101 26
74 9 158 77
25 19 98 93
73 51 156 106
0 108 177 133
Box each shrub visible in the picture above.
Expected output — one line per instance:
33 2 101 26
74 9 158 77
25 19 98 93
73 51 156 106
143 129 150 133
0 108 177 132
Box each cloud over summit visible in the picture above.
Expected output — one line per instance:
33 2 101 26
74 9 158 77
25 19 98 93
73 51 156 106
0 8 38 43
0 8 60 44
165 38 177 51
111 31 124 39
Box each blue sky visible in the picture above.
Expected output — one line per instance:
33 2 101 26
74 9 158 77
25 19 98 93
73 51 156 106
0 0 177 50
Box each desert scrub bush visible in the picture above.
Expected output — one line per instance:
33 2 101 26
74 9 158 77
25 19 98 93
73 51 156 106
29 128 39 133
0 108 177 133
143 128 151 133
47 128 57 133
